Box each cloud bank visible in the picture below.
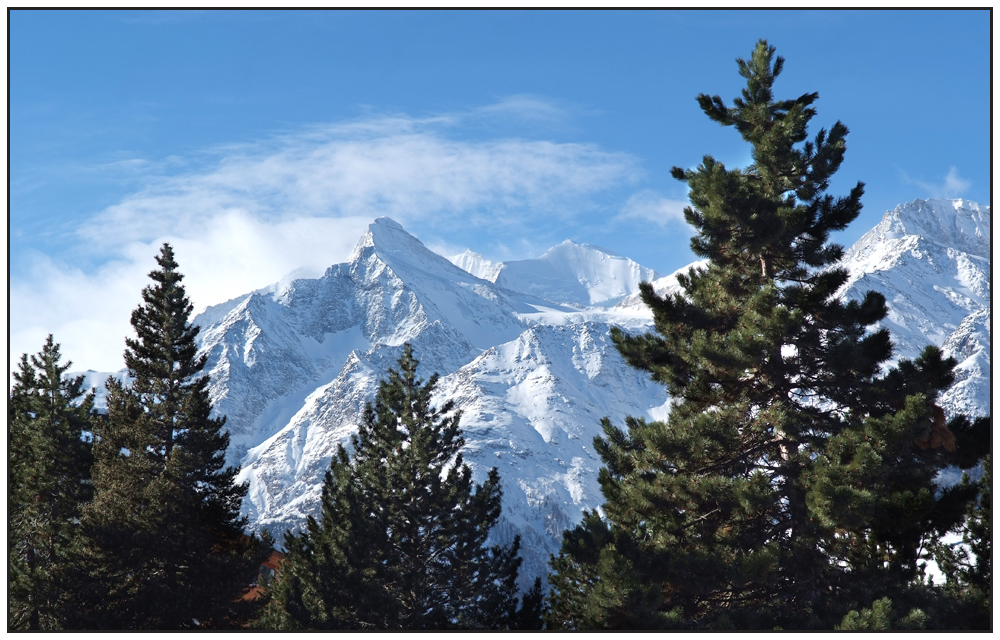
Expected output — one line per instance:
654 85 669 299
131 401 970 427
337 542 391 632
11 103 643 374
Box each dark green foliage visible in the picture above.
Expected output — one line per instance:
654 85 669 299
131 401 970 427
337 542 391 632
928 454 992 629
547 41 989 630
835 597 927 630
512 577 547 630
78 243 269 629
8 336 94 630
259 345 540 630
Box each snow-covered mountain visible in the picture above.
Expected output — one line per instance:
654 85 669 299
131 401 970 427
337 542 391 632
451 240 660 307
78 198 990 588
838 199 990 418
188 217 665 586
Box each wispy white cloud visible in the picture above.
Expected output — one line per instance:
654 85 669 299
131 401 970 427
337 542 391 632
11 100 643 374
473 94 576 123
11 214 373 374
11 251 150 379
902 166 972 199
616 190 691 227
82 115 639 248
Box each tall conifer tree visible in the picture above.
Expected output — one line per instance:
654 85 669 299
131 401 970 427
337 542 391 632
258 345 543 630
547 41 989 630
79 243 268 629
9 336 94 630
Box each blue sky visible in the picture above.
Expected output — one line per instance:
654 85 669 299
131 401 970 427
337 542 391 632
10 9 991 373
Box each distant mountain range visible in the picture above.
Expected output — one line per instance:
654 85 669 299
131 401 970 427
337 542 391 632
77 198 991 588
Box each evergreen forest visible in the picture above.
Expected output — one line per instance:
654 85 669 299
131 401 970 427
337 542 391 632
8 41 990 631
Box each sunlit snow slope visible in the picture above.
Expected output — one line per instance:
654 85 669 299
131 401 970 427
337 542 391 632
188 217 669 588
77 199 990 589
838 199 990 418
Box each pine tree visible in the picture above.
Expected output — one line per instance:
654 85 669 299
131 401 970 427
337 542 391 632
8 336 94 630
258 345 542 630
78 243 269 629
546 40 990 630
928 455 991 629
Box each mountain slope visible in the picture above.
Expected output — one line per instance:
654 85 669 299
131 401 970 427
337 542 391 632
75 199 990 589
184 219 676 588
451 240 660 307
450 249 502 282
838 198 990 418
495 240 660 307
237 322 669 585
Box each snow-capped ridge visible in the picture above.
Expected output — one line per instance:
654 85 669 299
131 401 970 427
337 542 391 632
76 199 989 592
351 216 501 289
450 249 503 282
613 259 709 313
349 216 407 258
838 198 990 420
449 239 662 308
545 238 623 259
851 198 990 259
938 308 990 419
494 239 661 307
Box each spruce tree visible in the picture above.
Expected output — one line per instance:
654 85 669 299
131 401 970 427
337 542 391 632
258 345 543 630
546 40 989 630
8 336 94 630
78 243 269 629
